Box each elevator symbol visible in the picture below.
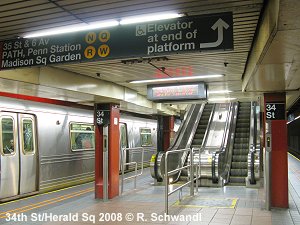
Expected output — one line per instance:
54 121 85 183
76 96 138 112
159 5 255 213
136 25 146 36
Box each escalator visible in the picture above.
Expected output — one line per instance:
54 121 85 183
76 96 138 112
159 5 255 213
192 104 214 148
152 101 260 188
151 103 211 182
151 104 204 181
229 102 251 185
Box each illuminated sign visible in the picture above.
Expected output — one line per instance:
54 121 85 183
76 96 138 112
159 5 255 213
154 66 193 78
147 83 207 101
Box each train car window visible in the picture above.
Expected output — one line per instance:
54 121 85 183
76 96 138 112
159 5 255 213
21 118 35 154
140 128 152 147
1 117 15 155
120 123 128 149
70 123 95 151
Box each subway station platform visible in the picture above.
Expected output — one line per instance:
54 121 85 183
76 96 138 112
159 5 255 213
0 154 299 225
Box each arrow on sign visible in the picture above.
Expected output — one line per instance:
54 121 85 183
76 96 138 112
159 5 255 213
200 18 229 49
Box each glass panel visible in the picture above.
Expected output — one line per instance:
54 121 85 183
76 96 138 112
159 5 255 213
120 123 128 149
140 128 152 147
23 119 34 153
70 123 95 151
2 117 15 155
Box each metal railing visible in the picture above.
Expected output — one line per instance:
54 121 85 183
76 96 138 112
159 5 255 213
120 147 144 194
164 148 200 214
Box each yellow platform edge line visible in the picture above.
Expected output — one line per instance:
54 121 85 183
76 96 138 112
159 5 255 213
288 152 300 162
0 180 94 206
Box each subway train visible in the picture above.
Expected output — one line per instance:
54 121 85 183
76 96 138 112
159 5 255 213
0 95 157 201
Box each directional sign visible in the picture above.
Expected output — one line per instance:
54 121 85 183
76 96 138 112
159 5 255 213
265 103 285 120
0 12 233 70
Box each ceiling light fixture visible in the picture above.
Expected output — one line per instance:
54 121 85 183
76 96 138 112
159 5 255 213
24 20 120 38
287 115 300 124
208 90 232 94
208 97 237 101
120 13 182 25
23 12 182 38
129 74 224 84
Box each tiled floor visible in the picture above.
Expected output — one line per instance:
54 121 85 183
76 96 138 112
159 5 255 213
0 154 300 225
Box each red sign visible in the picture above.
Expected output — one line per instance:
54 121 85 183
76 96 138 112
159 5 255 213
154 66 193 78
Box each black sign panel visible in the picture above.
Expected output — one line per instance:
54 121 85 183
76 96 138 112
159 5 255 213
0 12 233 70
147 82 207 101
265 103 285 120
96 110 110 126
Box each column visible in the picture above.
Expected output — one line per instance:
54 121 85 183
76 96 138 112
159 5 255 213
264 93 288 208
94 103 120 199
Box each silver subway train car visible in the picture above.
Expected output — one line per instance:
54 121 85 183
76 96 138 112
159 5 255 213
0 96 157 201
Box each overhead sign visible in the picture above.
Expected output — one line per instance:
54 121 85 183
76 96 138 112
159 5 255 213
0 12 233 70
147 83 207 101
265 103 285 120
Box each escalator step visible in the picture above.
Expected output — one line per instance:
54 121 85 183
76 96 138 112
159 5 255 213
237 119 250 123
230 169 248 176
232 155 248 162
233 149 249 155
239 105 250 108
229 176 246 184
192 139 203 145
238 113 250 118
194 134 204 139
236 123 250 128
199 120 209 125
234 143 249 149
236 128 250 133
231 162 248 169
239 102 251 105
201 115 210 119
234 137 249 143
235 133 249 138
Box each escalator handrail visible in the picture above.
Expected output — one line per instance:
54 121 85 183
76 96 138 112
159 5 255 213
201 103 216 150
186 103 206 148
212 102 236 183
168 104 196 151
172 103 205 182
220 103 234 152
249 101 257 184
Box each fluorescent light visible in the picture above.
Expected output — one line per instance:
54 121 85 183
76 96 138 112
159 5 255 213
129 74 224 84
24 20 119 38
24 12 181 38
209 97 237 101
288 115 300 124
120 13 182 25
209 90 232 94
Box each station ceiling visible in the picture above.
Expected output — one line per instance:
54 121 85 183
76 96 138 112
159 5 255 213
0 0 299 112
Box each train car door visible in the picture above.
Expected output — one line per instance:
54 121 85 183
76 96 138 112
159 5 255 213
0 112 19 199
18 114 38 195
